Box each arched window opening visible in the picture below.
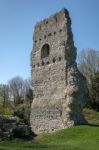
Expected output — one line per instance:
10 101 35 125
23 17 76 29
41 44 50 58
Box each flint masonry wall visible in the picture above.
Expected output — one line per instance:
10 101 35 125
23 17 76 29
30 8 88 133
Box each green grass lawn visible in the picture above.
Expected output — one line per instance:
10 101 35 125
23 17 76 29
0 125 99 150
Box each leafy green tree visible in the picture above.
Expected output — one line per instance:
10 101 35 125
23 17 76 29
0 84 13 115
0 84 9 106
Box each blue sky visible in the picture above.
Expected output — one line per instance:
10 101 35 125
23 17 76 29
0 0 99 84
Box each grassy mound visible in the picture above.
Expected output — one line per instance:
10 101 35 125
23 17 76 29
0 108 99 150
0 125 99 150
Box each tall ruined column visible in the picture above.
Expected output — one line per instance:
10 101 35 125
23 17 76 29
30 8 88 133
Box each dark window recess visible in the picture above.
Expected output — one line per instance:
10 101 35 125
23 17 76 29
54 31 56 35
47 61 49 65
53 58 56 63
46 21 48 24
59 57 61 61
35 40 37 43
59 29 62 33
39 38 41 41
42 61 45 66
48 33 52 36
41 44 50 58
33 65 35 68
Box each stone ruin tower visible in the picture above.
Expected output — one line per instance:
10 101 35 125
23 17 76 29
30 8 88 133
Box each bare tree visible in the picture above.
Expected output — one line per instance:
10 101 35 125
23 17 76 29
8 76 24 106
8 76 33 106
78 49 99 84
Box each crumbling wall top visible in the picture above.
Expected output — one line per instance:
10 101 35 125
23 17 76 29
34 8 71 33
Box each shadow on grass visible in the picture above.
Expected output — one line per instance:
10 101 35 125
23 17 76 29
75 123 99 127
87 123 99 127
22 144 83 150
